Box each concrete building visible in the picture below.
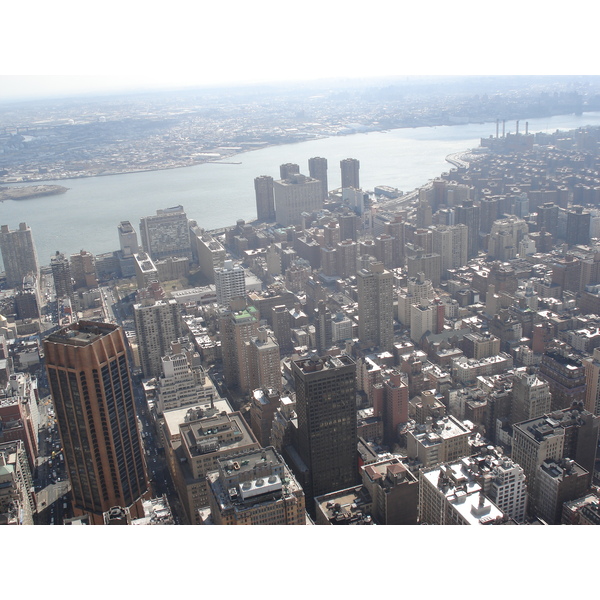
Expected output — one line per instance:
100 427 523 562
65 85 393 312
247 327 281 393
292 354 358 506
133 298 183 379
431 224 468 273
139 205 192 261
273 173 323 226
203 446 306 525
254 175 276 222
133 252 159 289
0 222 38 289
340 158 360 189
44 322 149 524
308 156 328 201
357 261 394 351
214 260 246 307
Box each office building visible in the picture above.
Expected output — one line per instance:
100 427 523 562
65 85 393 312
254 175 276 222
314 300 332 354
189 225 226 283
292 354 358 504
534 458 591 524
540 345 586 412
139 205 192 261
273 173 323 226
566 205 591 246
44 321 149 524
204 446 306 525
134 298 183 379
0 223 39 289
219 300 260 392
340 158 360 189
118 220 139 257
431 224 469 273
357 261 394 351
214 260 246 307
455 200 480 259
175 411 260 523
308 156 328 200
512 404 599 514
247 327 282 393
70 250 98 290
133 252 159 289
250 388 284 448
50 251 75 304
156 339 217 415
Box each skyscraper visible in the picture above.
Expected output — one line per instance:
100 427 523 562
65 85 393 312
254 175 276 222
455 200 481 259
50 251 75 304
43 321 149 524
134 298 183 378
340 158 360 189
308 156 328 200
292 353 358 503
280 163 300 180
357 261 394 351
214 260 246 306
139 205 192 261
0 223 39 288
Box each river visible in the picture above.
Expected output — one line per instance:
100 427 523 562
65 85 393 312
3 111 600 270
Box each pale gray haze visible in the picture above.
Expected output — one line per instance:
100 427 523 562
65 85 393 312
1 1 596 101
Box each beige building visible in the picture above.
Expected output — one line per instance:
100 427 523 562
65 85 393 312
172 411 260 524
189 225 226 284
273 173 323 226
583 347 600 416
247 328 281 393
203 446 306 525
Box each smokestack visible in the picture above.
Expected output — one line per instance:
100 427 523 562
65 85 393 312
525 121 529 135
496 119 499 138
516 120 519 135
502 120 506 137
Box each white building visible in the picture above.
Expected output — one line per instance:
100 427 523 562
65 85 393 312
214 260 246 307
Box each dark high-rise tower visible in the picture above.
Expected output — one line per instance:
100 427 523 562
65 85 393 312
455 200 480 259
44 321 149 524
308 156 328 201
340 158 360 189
254 175 276 222
292 354 357 504
50 251 75 304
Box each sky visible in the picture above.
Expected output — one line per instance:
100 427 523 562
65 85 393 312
1 1 598 101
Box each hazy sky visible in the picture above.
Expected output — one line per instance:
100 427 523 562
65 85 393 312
1 1 597 101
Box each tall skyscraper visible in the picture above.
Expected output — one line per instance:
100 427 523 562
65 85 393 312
292 354 358 503
340 158 360 189
43 321 149 524
308 156 328 200
118 221 139 257
133 298 183 378
50 251 75 303
0 223 39 288
214 260 246 306
254 175 276 221
357 261 394 351
139 205 191 261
